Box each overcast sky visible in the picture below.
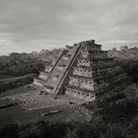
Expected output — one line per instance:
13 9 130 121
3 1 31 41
0 0 138 55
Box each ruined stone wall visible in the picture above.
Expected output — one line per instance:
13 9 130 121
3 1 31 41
33 78 44 87
65 87 96 101
39 72 49 81
87 44 102 51
81 51 108 59
68 76 94 91
77 59 91 67
77 58 114 67
73 64 121 78
73 67 92 77
45 65 53 72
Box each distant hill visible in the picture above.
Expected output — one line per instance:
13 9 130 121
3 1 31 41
108 46 138 61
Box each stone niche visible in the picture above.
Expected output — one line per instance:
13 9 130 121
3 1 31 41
80 81 94 91
39 72 49 81
52 75 59 80
33 79 44 87
45 65 53 72
63 56 69 60
73 67 92 77
57 64 66 70
81 51 89 58
44 86 54 93
77 59 90 67
69 76 94 91
65 88 96 101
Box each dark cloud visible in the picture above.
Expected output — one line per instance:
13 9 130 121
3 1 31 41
0 0 138 54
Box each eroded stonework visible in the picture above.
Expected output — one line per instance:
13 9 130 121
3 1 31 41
33 40 130 101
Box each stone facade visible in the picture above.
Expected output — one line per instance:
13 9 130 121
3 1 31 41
33 40 130 101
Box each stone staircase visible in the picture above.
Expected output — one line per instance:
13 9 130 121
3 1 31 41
43 44 81 94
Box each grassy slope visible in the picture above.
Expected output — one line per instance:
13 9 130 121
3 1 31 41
0 85 137 138
0 75 15 79
0 73 38 93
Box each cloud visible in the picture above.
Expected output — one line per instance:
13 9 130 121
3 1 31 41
0 0 138 54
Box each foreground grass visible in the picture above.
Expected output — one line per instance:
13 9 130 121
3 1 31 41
0 118 137 138
0 89 138 138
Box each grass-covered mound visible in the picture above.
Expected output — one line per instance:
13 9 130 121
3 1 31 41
0 73 38 92
0 88 138 138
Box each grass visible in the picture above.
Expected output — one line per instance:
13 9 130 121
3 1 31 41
0 74 15 79
0 97 89 127
0 73 38 92
0 86 137 138
0 73 37 82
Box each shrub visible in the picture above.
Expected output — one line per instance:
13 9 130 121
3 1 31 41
0 123 20 138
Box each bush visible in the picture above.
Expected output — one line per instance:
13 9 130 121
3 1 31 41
0 123 20 138
0 119 137 138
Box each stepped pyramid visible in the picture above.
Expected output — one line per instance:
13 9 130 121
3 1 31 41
33 40 130 101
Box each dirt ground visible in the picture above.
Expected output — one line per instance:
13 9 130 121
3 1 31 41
0 84 91 125
0 83 136 125
1 84 87 110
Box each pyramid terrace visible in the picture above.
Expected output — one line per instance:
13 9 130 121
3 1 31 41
33 40 131 101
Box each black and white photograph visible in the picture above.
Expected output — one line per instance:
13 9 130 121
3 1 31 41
0 0 138 138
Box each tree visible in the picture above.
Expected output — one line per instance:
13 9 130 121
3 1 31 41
112 47 117 51
128 63 138 90
132 75 138 89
